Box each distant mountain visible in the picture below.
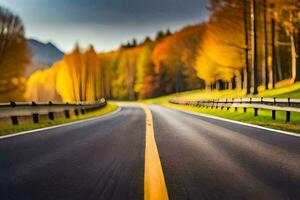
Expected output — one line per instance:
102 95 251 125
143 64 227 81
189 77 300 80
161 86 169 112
26 39 64 76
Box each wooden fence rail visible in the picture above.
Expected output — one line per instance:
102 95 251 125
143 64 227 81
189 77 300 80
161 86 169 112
0 98 106 125
169 97 300 122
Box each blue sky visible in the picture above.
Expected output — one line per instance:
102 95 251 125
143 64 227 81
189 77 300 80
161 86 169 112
0 0 209 52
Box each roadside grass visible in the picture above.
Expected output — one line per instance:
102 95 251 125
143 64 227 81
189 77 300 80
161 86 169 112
0 102 118 137
255 82 300 98
142 82 300 103
142 83 300 133
162 101 300 133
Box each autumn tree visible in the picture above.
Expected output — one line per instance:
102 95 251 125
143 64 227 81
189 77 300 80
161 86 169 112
63 44 83 101
83 45 102 101
195 1 245 90
26 63 62 101
134 41 157 99
270 0 300 83
0 6 30 102
153 24 205 94
155 30 172 42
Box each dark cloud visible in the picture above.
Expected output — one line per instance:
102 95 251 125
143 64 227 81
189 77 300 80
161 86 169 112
0 0 209 51
39 0 209 25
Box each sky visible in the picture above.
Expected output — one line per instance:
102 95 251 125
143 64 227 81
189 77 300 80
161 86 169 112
0 0 209 52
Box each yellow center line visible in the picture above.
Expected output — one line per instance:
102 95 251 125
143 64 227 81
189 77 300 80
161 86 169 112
142 105 169 200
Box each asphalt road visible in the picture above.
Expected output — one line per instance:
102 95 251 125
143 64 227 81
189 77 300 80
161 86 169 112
1 105 300 200
150 105 300 200
0 107 145 200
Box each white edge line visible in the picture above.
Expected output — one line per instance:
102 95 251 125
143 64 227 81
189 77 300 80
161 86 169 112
165 106 300 138
0 107 122 140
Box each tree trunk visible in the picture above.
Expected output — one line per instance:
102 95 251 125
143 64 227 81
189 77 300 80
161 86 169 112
236 71 241 90
297 31 300 81
232 75 236 89
251 0 258 94
271 17 277 88
216 81 220 90
290 32 297 83
242 69 245 89
263 0 269 89
94 68 98 101
243 0 251 94
275 42 282 81
84 64 89 101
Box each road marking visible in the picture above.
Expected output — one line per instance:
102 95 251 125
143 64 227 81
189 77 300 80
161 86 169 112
169 107 300 138
142 105 169 200
0 107 122 140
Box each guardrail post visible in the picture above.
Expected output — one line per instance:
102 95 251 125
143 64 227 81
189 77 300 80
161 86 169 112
33 113 39 123
272 110 276 120
224 99 227 110
286 111 291 122
244 107 247 113
48 112 54 120
11 116 18 125
288 98 291 106
227 107 230 111
64 110 70 119
81 109 85 114
74 109 79 116
10 101 16 107
235 107 237 112
250 98 252 104
273 97 276 105
254 108 258 116
261 97 263 104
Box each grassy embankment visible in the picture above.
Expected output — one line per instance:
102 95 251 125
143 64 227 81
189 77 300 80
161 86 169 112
143 83 300 133
0 102 118 137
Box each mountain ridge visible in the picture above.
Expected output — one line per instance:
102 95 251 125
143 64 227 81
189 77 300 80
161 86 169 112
26 39 64 76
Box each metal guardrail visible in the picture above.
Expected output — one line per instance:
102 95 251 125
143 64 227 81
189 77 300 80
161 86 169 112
0 99 107 125
169 97 300 122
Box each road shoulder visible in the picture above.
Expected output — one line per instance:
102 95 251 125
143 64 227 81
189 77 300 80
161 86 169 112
161 104 300 138
0 103 120 139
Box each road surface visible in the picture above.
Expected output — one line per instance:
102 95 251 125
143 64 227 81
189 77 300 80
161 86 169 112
0 104 300 200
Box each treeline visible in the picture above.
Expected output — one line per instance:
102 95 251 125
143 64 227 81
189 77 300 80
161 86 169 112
3 0 299 102
26 26 204 101
196 0 300 94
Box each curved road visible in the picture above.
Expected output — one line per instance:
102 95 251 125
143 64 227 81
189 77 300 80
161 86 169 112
0 104 300 199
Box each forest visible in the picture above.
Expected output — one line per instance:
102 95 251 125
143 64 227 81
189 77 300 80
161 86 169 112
1 0 300 102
